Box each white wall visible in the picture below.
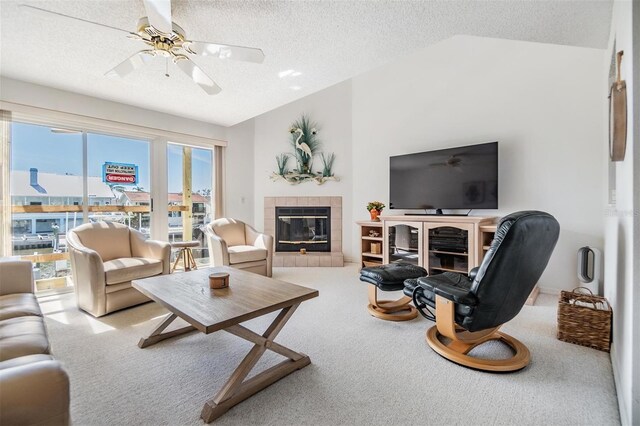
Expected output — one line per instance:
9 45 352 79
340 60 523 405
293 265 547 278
225 119 255 224
251 81 354 259
0 77 227 141
351 35 605 293
603 1 638 424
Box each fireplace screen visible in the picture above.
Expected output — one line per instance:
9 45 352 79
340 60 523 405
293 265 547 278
275 207 331 252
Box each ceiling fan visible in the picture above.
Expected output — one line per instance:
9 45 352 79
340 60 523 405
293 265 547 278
20 0 265 95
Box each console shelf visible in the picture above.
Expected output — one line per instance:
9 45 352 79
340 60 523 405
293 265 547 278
362 252 383 259
357 216 538 305
429 250 469 256
357 221 385 268
430 266 469 274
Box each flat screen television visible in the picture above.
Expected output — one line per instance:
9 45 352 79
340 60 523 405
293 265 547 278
389 141 498 210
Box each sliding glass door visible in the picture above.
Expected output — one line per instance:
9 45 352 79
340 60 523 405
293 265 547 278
167 143 213 266
87 132 151 233
5 117 223 291
10 123 84 290
9 122 151 291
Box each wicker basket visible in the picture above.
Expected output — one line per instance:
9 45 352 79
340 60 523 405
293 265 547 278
557 287 612 352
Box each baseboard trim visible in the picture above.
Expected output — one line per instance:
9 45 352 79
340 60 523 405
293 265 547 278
537 286 561 296
610 345 630 425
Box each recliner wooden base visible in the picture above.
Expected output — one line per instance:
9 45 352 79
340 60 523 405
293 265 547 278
367 285 418 321
425 295 531 372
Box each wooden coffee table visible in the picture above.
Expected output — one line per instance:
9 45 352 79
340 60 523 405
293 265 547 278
132 266 319 423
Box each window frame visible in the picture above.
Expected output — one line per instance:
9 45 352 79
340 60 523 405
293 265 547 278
0 104 225 259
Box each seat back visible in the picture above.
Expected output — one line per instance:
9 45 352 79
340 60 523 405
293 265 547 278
464 211 560 331
210 218 246 247
70 222 132 262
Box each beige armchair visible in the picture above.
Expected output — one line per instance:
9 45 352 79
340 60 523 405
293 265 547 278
67 222 171 317
205 218 274 277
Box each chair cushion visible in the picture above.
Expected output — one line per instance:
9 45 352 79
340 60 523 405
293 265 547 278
407 273 474 320
416 273 473 303
212 219 246 247
228 246 268 264
402 278 420 298
0 316 50 362
73 222 132 262
0 354 54 371
360 262 428 291
104 258 163 285
0 294 43 321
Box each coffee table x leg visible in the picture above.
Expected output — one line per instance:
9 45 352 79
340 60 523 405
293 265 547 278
200 303 310 423
138 313 197 349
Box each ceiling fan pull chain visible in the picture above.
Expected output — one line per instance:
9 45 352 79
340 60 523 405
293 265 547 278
165 57 170 78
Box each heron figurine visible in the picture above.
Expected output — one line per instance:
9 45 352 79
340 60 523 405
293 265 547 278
293 128 312 158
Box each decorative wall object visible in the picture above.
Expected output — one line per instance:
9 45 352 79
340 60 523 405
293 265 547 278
271 115 339 185
609 50 627 161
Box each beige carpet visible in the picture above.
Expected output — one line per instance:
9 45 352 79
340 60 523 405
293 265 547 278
40 265 620 425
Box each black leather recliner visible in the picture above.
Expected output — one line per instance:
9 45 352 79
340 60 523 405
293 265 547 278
406 211 560 372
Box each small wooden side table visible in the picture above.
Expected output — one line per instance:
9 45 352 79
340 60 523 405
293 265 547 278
171 241 200 272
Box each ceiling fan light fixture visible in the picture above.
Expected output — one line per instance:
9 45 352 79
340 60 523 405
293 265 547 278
22 0 265 95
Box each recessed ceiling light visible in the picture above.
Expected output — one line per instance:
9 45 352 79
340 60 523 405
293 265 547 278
279 69 295 78
279 69 302 79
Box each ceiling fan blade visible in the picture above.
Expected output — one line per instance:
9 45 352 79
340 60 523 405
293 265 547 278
142 0 173 34
20 4 135 35
173 57 221 95
105 51 155 78
183 41 265 63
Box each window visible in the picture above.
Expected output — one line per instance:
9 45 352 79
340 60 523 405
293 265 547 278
9 122 151 291
2 113 224 293
167 143 214 266
87 132 151 234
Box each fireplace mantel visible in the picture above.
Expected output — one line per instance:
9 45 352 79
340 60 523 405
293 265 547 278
264 197 344 267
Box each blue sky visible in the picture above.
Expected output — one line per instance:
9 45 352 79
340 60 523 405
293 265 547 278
11 122 212 193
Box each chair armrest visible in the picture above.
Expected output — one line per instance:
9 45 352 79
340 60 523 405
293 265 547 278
468 267 480 282
67 232 107 316
130 231 171 274
0 360 70 426
245 225 273 251
0 261 34 295
205 226 230 266
417 275 478 306
245 224 274 277
66 233 104 275
432 281 478 306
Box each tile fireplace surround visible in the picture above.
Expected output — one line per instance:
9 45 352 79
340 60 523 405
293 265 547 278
264 196 344 267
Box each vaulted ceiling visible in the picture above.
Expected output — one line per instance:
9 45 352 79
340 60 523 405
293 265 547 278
0 0 612 126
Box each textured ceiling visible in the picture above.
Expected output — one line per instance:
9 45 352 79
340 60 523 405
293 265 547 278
0 0 612 127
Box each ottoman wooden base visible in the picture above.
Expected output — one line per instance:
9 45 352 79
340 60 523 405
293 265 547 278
367 286 418 321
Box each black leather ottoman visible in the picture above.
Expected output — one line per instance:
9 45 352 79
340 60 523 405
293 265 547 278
360 263 428 321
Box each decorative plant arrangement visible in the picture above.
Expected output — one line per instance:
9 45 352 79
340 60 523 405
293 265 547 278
271 114 339 185
367 201 386 221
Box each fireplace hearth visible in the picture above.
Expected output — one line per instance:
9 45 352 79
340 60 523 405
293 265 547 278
275 207 331 252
